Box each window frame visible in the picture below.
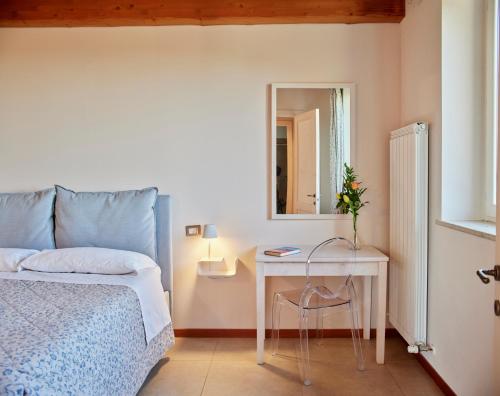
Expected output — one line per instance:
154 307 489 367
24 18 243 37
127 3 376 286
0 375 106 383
484 0 499 221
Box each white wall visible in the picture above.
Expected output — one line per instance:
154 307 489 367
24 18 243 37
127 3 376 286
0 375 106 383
401 0 496 394
0 24 401 329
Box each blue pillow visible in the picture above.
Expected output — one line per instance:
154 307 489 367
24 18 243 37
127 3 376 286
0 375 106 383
54 186 158 260
0 188 56 250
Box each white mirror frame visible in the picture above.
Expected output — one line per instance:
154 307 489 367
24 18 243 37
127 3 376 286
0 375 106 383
270 82 356 220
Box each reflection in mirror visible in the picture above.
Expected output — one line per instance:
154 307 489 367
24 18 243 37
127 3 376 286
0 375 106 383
273 85 352 216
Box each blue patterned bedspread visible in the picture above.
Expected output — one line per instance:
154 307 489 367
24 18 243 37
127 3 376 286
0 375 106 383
0 279 174 396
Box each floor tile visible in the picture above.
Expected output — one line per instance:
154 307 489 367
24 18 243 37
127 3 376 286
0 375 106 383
202 360 303 396
365 336 416 364
386 360 443 396
213 338 298 362
305 336 417 370
304 338 363 368
138 360 210 396
302 362 404 396
167 337 217 361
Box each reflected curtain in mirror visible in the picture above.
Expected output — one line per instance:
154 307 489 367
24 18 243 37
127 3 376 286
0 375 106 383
330 88 345 213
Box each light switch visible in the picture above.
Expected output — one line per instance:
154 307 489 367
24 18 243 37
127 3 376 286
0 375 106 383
185 225 201 237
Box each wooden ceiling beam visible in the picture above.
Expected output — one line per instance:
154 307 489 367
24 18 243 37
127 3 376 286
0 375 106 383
0 0 405 27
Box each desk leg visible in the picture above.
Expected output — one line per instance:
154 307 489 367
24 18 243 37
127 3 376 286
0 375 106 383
376 261 387 364
363 276 372 340
256 263 265 364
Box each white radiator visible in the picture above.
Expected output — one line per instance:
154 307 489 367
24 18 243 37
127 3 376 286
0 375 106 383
389 122 429 346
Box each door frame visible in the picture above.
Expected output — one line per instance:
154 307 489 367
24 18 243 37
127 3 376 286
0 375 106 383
270 82 357 220
494 2 500 386
494 113 500 395
277 117 294 213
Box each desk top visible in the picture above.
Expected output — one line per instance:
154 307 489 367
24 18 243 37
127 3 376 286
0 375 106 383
255 245 388 263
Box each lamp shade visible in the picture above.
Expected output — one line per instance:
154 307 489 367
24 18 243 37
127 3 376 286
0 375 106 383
202 224 218 239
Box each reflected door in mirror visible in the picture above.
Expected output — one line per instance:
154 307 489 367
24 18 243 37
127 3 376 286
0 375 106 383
294 109 319 214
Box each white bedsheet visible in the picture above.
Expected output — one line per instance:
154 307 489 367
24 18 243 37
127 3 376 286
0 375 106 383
0 266 170 343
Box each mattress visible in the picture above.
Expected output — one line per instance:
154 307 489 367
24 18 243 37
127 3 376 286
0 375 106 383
0 278 174 396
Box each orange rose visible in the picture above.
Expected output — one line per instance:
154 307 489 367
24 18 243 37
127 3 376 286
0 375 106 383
351 182 360 190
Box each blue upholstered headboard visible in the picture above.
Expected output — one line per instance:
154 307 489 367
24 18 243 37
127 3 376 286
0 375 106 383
154 195 173 295
0 188 173 304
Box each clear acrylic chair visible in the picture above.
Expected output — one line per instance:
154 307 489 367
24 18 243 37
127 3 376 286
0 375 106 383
271 237 365 386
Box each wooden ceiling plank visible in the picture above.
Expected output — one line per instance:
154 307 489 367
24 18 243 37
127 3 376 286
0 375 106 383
0 0 405 27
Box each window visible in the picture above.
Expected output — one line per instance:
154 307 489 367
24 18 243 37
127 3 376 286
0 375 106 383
441 0 498 233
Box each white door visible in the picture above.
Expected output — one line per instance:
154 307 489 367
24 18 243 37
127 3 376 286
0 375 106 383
292 109 320 214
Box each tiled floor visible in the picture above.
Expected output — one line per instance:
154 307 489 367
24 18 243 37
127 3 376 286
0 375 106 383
139 337 443 396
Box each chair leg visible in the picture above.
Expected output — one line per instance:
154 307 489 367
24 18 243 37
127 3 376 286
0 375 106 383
316 308 324 345
349 301 365 371
299 308 312 386
271 292 281 356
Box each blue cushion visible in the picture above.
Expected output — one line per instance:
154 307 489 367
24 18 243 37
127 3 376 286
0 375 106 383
54 186 158 260
0 188 56 250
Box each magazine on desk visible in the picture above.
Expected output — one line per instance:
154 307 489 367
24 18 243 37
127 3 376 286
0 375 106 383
264 247 301 257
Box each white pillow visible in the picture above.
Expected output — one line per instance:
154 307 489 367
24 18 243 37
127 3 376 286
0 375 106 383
20 247 158 275
0 248 40 272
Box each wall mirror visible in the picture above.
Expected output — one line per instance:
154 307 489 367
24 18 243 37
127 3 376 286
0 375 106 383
271 83 355 219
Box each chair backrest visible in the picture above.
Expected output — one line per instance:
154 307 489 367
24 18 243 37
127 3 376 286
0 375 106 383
305 237 356 284
300 237 358 310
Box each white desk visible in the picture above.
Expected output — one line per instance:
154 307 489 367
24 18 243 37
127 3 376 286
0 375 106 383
255 245 389 365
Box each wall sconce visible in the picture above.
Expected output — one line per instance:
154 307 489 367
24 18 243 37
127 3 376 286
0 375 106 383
202 224 219 260
198 224 237 278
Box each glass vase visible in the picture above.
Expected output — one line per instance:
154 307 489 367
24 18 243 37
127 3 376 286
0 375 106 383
352 214 361 250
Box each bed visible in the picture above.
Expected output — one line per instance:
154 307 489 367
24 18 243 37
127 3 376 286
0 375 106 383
0 191 174 396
